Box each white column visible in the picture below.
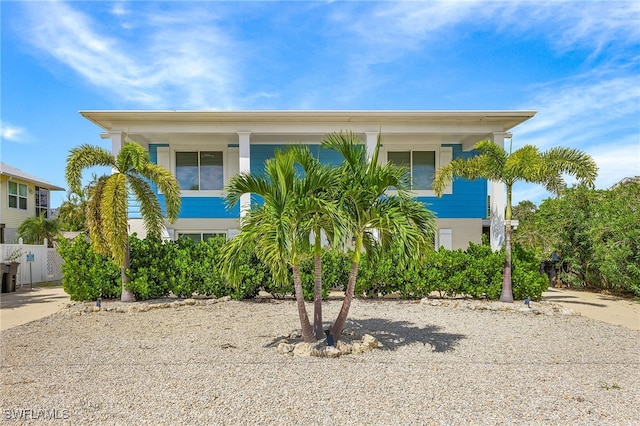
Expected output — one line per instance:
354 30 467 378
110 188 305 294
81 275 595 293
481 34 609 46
237 132 251 218
364 131 379 161
110 131 124 157
489 132 510 250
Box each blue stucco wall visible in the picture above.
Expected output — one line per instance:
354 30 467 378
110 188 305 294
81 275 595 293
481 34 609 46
147 143 486 221
149 144 239 219
419 144 487 219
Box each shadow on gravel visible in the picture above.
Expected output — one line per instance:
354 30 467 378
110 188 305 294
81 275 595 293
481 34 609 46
542 295 607 308
346 318 465 352
266 318 465 353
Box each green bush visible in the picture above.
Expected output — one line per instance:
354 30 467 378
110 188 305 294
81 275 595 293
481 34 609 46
127 235 174 300
511 244 548 301
58 233 549 303
57 236 121 301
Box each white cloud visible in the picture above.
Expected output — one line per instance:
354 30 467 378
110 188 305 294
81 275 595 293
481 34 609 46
0 123 27 143
20 1 241 109
516 72 639 148
337 1 639 71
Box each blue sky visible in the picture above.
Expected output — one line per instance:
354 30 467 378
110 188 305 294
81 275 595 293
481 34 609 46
1 0 639 209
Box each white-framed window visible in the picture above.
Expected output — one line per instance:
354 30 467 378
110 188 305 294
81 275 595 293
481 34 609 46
175 151 224 191
388 150 436 190
177 232 227 242
8 182 28 210
35 186 49 218
385 146 453 195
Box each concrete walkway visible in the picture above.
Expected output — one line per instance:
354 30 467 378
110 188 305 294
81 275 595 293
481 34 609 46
542 287 639 331
1 285 638 331
0 284 70 331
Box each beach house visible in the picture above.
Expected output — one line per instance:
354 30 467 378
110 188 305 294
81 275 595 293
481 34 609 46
81 110 536 250
0 162 65 244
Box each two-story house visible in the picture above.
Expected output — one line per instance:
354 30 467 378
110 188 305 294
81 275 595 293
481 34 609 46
81 110 535 250
0 163 65 244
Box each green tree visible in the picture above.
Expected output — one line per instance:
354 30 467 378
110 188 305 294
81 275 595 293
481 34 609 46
223 146 341 343
323 132 436 341
433 141 597 302
17 212 60 247
65 142 181 302
537 183 640 295
57 188 89 232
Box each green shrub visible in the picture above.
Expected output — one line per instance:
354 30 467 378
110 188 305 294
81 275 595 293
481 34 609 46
511 244 548 301
57 236 121 301
127 235 174 300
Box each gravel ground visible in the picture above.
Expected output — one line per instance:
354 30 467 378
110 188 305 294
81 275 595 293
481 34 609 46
1 297 639 425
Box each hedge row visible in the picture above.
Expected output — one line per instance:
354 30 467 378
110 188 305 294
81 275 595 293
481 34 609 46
58 236 547 302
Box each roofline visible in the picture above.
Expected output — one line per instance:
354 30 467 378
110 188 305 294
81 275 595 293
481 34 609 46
80 109 537 131
0 162 65 191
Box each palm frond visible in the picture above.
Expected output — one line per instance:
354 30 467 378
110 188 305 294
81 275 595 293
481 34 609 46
119 140 149 172
505 145 542 184
542 147 598 192
65 145 115 194
127 175 164 241
86 176 111 256
321 131 366 174
138 162 182 223
102 173 129 268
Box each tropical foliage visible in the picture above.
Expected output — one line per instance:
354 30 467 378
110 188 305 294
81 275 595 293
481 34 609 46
322 132 436 341
56 187 91 232
513 181 640 296
58 234 548 302
65 141 181 302
17 213 60 247
221 133 436 343
432 140 597 302
223 146 342 342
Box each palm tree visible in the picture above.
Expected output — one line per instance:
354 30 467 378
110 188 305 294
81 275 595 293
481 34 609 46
322 132 437 342
432 140 597 302
66 142 181 302
223 146 341 343
292 146 345 340
57 188 89 232
17 213 60 247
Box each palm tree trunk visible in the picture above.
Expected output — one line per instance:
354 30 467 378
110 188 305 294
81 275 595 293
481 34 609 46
292 264 316 343
332 234 362 342
331 261 359 342
500 185 514 303
120 243 136 302
313 232 324 340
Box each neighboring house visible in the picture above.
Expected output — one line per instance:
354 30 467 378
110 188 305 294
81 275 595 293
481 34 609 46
0 162 65 244
81 110 536 250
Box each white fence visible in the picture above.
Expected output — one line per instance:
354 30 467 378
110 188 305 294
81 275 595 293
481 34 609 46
1 242 63 286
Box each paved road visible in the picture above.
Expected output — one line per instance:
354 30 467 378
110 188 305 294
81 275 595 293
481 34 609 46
1 285 638 331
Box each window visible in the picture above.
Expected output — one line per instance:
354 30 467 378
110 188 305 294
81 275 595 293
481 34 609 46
8 182 28 210
178 232 226 242
35 187 49 218
176 151 223 191
388 151 436 190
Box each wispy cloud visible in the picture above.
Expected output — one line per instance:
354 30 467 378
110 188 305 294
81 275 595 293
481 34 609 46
342 1 640 65
516 70 639 149
0 123 28 143
19 1 241 109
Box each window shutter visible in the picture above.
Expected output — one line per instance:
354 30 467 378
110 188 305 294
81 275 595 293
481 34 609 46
227 147 239 185
439 147 453 194
438 228 453 250
156 147 170 194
